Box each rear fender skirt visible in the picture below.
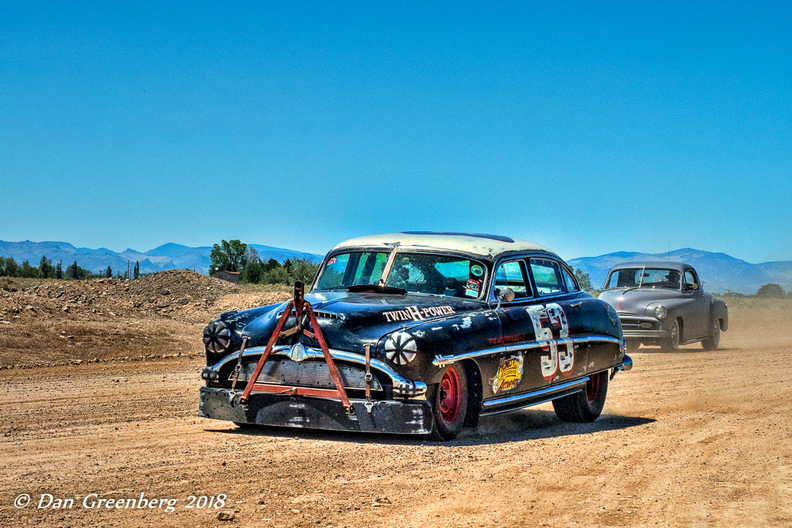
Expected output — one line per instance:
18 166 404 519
432 335 623 368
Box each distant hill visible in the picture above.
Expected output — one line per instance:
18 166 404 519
0 240 323 276
568 248 792 295
3 240 788 294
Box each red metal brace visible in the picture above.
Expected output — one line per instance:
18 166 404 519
238 281 354 414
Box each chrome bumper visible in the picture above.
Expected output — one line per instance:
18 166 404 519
202 345 427 399
621 329 671 339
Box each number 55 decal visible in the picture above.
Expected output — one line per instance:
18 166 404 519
526 303 575 381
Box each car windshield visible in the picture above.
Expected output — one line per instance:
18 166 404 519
604 268 681 290
314 251 488 299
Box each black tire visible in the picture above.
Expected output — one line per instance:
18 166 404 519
661 319 680 352
430 363 468 441
553 370 609 423
702 319 721 351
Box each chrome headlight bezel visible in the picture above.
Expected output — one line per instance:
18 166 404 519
654 305 667 319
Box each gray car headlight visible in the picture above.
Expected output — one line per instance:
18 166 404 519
654 305 667 319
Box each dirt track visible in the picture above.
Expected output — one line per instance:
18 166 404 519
1 283 791 527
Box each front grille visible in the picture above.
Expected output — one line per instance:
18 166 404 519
275 310 344 321
229 359 382 391
619 318 656 330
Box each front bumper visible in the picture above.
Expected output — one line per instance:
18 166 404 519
622 329 671 339
199 387 433 435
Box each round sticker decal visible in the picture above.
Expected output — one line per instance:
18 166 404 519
471 264 484 277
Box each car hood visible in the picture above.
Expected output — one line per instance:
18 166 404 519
598 288 681 316
227 291 484 353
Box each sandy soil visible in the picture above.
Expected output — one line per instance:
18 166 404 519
1 282 791 527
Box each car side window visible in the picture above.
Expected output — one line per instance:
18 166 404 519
684 270 699 290
561 267 579 292
529 259 564 295
493 260 530 300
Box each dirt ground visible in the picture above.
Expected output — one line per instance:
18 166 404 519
1 275 791 527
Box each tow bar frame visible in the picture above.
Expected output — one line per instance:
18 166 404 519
238 281 355 414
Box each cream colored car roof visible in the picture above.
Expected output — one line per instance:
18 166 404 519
332 232 557 260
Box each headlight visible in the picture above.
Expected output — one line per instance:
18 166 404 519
203 320 232 353
654 305 667 319
384 331 417 365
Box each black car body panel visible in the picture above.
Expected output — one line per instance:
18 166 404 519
199 232 631 438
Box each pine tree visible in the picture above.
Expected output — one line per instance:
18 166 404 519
39 255 53 278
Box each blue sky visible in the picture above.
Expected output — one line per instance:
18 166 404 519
1 1 790 263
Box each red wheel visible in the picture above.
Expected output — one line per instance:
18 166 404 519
431 363 468 440
438 366 462 424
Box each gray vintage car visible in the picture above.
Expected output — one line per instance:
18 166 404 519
598 261 728 352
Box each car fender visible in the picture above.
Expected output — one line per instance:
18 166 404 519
711 298 729 331
378 309 501 386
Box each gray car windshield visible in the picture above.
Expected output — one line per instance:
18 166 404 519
314 251 488 299
605 268 681 290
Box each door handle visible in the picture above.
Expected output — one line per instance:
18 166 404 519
570 302 582 308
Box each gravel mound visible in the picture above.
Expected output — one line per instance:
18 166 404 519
0 269 247 323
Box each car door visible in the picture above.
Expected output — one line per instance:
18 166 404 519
486 257 589 401
682 269 709 339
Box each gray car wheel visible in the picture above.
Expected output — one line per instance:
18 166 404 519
661 319 680 351
702 320 721 351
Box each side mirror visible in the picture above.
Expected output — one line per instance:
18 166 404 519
496 287 515 309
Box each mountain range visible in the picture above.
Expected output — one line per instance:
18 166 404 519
568 248 792 295
0 240 323 276
2 240 790 294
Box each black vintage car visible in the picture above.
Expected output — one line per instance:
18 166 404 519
598 261 728 352
199 232 632 440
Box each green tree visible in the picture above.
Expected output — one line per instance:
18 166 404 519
574 268 593 292
133 261 140 280
262 265 290 285
0 257 19 277
291 258 320 285
66 260 85 280
106 266 113 278
209 239 248 273
56 260 63 279
20 260 39 278
241 259 264 284
39 256 53 278
757 283 785 298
